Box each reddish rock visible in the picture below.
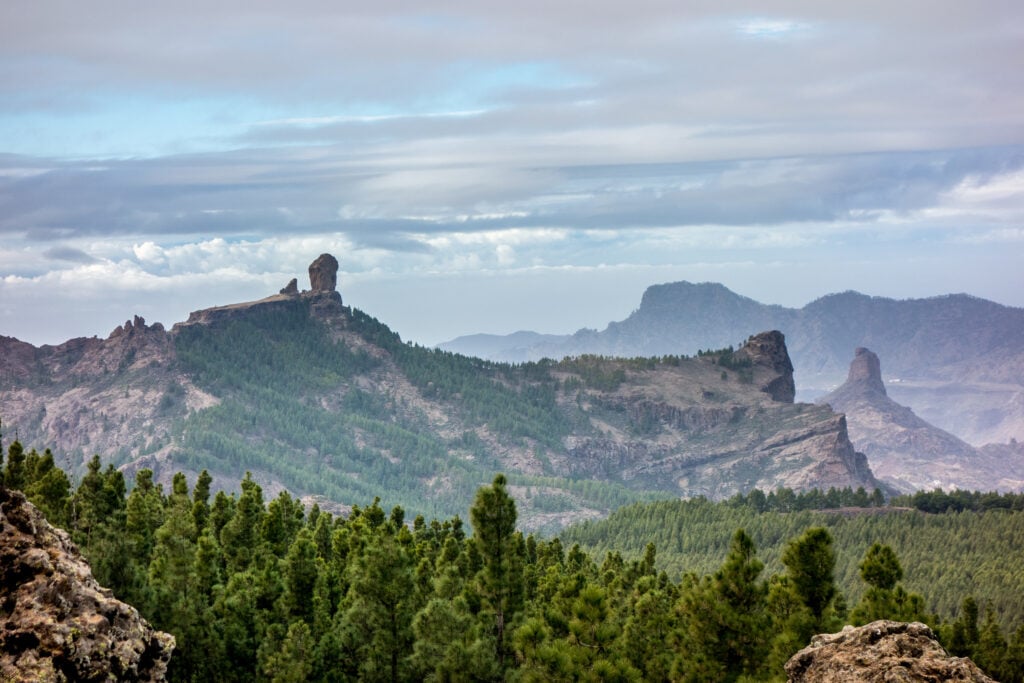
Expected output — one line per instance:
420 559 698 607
308 253 339 292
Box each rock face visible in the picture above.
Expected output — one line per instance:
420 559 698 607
0 315 181 469
817 348 1024 492
846 347 886 395
735 330 796 403
0 486 174 682
308 253 339 292
785 620 995 682
552 331 880 499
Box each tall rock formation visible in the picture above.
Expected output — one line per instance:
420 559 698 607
817 348 1024 492
735 330 796 402
844 347 886 394
0 486 174 682
785 621 995 682
308 253 339 292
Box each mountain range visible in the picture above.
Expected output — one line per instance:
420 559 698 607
1 255 880 531
440 282 1024 448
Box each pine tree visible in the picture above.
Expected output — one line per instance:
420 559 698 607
674 529 770 681
125 469 165 567
781 526 839 636
259 621 314 683
4 440 26 490
851 542 913 624
147 474 200 681
470 474 525 674
23 448 71 527
192 469 212 534
281 527 319 624
336 530 417 682
620 582 676 681
410 596 475 680
220 472 265 574
949 596 981 656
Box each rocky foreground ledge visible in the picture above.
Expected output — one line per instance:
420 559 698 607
0 486 174 682
786 620 996 682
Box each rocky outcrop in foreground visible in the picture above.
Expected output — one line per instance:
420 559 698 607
785 620 995 682
0 486 174 682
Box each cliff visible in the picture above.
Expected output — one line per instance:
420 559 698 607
553 332 876 499
0 486 174 682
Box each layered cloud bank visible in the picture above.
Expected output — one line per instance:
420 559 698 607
1 2 1022 344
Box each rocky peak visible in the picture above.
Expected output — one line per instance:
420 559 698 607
785 620 995 682
279 277 299 296
0 486 174 681
846 347 886 396
817 348 1011 493
308 253 339 292
109 314 163 340
735 330 796 403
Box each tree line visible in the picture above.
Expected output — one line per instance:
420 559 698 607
3 439 1022 682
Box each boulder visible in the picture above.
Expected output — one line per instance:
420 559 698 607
0 486 174 682
785 620 996 682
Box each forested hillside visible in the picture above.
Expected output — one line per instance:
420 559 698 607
3 442 1022 682
561 491 1024 632
1 260 880 531
169 301 668 527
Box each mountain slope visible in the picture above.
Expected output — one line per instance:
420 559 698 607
0 256 880 530
816 348 1024 492
440 283 1024 446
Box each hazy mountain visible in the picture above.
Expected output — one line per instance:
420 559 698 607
439 330 571 363
440 283 1024 447
816 348 1024 493
0 256 879 531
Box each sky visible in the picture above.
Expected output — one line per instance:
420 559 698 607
2 1 1023 347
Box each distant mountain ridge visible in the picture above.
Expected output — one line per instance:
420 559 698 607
439 283 1024 447
0 256 880 531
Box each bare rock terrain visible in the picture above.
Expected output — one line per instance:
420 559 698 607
785 620 995 682
0 486 174 682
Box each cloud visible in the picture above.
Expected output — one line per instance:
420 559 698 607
42 245 98 263
736 18 813 39
1 2 1022 345
2 146 1020 250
